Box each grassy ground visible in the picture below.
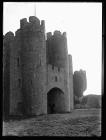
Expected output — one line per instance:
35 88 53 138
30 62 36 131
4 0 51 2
3 109 101 136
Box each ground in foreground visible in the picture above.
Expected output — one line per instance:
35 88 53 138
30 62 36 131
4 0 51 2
3 109 101 136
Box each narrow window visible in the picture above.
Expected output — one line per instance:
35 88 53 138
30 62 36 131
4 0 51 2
55 76 57 82
17 57 20 67
18 79 21 88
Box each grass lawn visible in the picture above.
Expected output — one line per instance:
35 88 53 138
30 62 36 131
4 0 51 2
3 109 101 136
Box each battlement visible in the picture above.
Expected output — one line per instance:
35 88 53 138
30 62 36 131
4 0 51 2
54 30 61 35
63 32 67 37
47 64 64 73
29 16 39 23
41 20 45 27
20 18 28 29
47 32 52 40
53 31 67 38
4 31 14 41
46 30 67 41
68 54 72 60
79 69 86 74
20 16 45 31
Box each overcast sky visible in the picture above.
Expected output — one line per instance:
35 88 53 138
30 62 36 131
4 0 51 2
3 2 102 95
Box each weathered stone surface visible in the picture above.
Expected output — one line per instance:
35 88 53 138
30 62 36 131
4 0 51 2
3 16 74 117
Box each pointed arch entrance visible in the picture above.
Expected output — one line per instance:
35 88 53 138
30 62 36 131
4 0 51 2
47 87 65 114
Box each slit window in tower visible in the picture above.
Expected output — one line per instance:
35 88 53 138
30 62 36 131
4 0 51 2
55 76 58 82
17 57 20 67
18 79 21 88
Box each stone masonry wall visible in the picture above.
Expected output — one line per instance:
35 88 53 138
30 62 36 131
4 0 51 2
46 31 71 112
3 16 74 117
9 29 22 115
20 16 47 115
68 55 74 109
3 32 14 118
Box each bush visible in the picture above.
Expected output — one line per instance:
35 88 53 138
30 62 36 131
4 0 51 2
80 95 101 109
75 104 81 109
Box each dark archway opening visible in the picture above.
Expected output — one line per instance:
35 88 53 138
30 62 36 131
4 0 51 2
47 88 65 114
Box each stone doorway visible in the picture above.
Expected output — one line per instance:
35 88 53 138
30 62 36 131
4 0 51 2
47 87 65 114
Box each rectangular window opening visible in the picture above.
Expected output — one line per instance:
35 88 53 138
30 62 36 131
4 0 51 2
55 76 58 82
18 79 21 88
17 57 20 67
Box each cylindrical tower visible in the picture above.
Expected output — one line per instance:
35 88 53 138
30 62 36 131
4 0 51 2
46 30 70 112
3 32 14 119
46 31 68 69
68 54 74 110
20 16 47 115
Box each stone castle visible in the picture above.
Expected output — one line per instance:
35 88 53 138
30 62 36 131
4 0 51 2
3 16 73 117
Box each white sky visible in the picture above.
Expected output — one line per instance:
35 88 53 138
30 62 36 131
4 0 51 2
3 2 102 95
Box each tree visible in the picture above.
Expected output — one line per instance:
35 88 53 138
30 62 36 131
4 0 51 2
73 69 87 98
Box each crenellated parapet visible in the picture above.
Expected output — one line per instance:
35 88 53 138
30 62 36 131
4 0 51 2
3 31 14 67
63 32 67 37
4 16 45 39
68 54 73 73
46 30 67 40
20 18 27 29
54 30 61 36
47 32 52 40
3 31 14 42
3 31 14 55
19 16 45 33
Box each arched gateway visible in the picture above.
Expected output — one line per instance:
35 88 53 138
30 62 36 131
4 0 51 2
47 87 65 114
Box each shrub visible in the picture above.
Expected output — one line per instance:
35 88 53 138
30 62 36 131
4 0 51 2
80 95 101 109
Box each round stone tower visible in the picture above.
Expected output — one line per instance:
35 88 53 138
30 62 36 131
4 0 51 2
46 31 68 69
46 31 70 112
19 16 47 115
3 32 14 119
